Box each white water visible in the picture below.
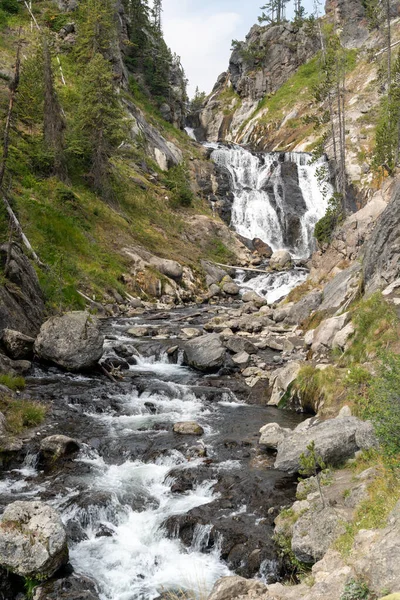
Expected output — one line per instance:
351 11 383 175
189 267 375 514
208 144 332 259
235 268 309 305
185 127 197 141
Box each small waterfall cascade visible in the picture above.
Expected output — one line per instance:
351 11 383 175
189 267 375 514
208 144 333 259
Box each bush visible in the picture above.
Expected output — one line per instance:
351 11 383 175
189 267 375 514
0 395 46 434
314 192 344 244
0 0 19 14
0 374 26 391
164 163 194 207
340 578 371 600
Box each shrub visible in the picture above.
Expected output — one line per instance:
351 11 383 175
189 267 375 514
314 192 344 245
0 374 26 391
164 163 194 207
0 396 46 434
0 0 19 14
340 578 371 600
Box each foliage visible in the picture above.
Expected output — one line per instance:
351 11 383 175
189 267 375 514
164 163 194 207
24 577 40 600
340 579 371 600
314 192 345 244
0 374 26 391
0 394 46 434
190 86 207 112
0 0 19 14
231 39 267 70
299 441 327 507
75 0 116 61
259 0 290 25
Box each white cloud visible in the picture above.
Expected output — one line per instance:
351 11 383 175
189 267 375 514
162 8 241 97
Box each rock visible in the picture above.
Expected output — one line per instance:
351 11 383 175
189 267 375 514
181 328 202 339
0 243 45 338
338 405 352 418
173 422 204 435
269 361 302 406
149 257 183 281
201 260 227 286
34 312 104 372
222 282 240 295
224 337 257 355
274 415 378 473
207 576 268 600
270 250 292 271
33 573 100 600
311 313 350 353
319 264 361 313
0 501 68 579
208 284 221 298
379 596 400 600
40 435 80 461
242 291 267 307
285 292 323 325
183 333 226 372
332 322 355 351
232 351 250 366
291 506 347 563
1 329 35 360
0 352 31 376
304 329 315 347
273 304 294 322
253 238 273 258
259 423 291 449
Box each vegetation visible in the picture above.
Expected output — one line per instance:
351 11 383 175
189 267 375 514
340 579 371 600
0 393 46 435
0 374 25 391
314 192 345 244
299 441 327 507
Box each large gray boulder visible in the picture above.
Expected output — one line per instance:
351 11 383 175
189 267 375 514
242 290 267 308
0 501 68 579
274 416 378 473
40 435 80 462
34 312 104 371
33 574 100 600
224 336 257 355
311 313 350 353
319 264 361 313
183 333 226 372
285 291 323 325
2 329 35 360
207 576 268 600
291 506 347 563
270 250 292 271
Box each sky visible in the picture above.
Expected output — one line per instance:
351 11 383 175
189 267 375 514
162 0 318 97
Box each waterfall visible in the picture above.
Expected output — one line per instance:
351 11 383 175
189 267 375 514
208 144 332 259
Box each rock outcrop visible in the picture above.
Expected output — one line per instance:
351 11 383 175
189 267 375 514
0 501 68 579
34 312 104 371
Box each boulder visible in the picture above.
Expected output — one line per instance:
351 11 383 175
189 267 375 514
173 421 204 435
332 322 355 351
311 313 350 353
201 260 227 286
291 506 347 563
270 250 292 271
274 415 378 473
242 290 267 307
183 333 226 372
0 352 31 376
269 361 302 406
33 573 100 600
181 328 202 339
40 435 80 461
222 282 240 295
259 423 291 449
207 576 268 600
128 326 150 337
2 329 35 360
224 337 257 355
285 292 323 325
149 257 183 281
0 501 68 579
319 264 361 313
34 312 104 372
232 351 250 366
253 238 273 258
208 284 221 298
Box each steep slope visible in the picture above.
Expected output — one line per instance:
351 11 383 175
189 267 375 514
0 0 248 316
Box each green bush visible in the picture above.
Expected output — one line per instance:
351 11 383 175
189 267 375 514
0 0 19 14
340 579 371 600
164 164 194 207
314 192 344 244
0 374 26 391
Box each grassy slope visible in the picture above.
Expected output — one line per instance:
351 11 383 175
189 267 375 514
0 4 236 311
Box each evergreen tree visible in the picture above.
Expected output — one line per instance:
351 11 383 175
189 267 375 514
74 53 123 196
153 0 162 33
259 0 290 25
190 87 207 112
75 0 116 61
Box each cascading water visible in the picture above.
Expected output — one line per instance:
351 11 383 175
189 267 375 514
208 144 332 259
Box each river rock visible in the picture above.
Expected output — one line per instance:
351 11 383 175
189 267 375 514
270 250 292 270
0 501 68 579
181 328 202 339
274 415 378 473
268 361 302 406
208 284 221 298
208 576 268 600
201 260 227 286
0 351 31 376
311 313 350 353
173 421 204 435
253 238 273 258
242 291 267 307
34 312 104 372
222 282 240 295
232 351 250 366
1 329 35 360
259 423 291 449
183 333 226 372
40 435 80 460
33 573 100 600
224 337 257 355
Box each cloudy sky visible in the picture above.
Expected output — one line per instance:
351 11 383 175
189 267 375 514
162 0 318 97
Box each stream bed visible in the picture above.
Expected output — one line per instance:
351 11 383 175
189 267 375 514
1 305 305 600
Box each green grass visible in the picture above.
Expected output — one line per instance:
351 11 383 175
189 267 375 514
0 394 46 434
0 374 26 391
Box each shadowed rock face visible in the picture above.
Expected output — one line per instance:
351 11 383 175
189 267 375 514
363 183 400 294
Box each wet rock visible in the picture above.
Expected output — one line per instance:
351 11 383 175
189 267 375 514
183 333 226 372
259 423 290 450
224 337 257 355
34 312 104 372
222 282 240 295
208 576 268 600
33 572 100 600
39 435 80 462
0 501 68 579
1 329 35 360
0 352 31 376
128 326 150 337
242 291 267 308
173 422 204 435
253 238 273 258
270 250 292 271
275 416 378 473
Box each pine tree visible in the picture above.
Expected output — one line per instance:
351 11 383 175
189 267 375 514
153 0 162 32
75 0 116 62
259 0 290 25
74 53 123 196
